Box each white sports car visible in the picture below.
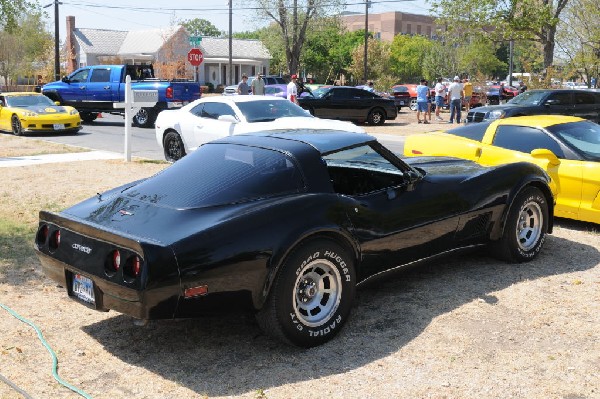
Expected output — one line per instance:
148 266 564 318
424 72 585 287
155 95 365 161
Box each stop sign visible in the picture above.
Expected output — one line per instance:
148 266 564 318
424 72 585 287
187 48 204 66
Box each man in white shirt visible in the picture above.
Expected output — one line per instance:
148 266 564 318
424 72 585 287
434 77 446 121
447 76 464 124
287 74 298 104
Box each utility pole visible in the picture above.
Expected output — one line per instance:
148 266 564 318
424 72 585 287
228 0 233 85
363 0 370 83
43 1 62 81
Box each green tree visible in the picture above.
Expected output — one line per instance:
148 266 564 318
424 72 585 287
457 38 506 79
389 34 434 82
0 0 35 32
348 37 392 88
555 0 600 86
251 0 343 74
431 0 570 68
180 18 221 37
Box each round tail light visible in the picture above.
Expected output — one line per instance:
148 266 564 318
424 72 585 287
49 230 61 251
104 250 121 277
124 255 142 283
36 225 49 246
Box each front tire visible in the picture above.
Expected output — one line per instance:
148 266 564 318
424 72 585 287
163 131 186 162
256 239 356 347
11 115 24 136
409 98 418 111
80 112 98 123
491 187 548 262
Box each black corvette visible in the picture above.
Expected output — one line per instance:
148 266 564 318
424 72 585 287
35 130 554 347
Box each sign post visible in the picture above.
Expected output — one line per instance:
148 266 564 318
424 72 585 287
187 48 204 83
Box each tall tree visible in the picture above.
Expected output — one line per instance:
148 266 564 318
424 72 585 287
431 0 570 69
555 0 600 86
180 18 221 37
390 34 433 82
251 0 343 75
0 0 34 32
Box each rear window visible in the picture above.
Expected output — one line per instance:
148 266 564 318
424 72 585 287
125 143 305 208
446 122 490 142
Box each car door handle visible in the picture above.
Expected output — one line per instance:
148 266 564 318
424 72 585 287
104 86 110 90
79 86 86 90
475 147 482 157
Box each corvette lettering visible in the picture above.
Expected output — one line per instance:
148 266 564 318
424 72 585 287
72 243 92 254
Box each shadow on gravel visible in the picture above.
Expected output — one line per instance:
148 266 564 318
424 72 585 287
81 232 599 397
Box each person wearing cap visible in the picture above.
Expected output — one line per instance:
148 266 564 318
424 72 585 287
287 74 299 104
237 74 250 95
251 73 265 95
447 76 464 124
462 78 473 112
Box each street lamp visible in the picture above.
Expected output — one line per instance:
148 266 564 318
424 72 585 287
43 0 62 81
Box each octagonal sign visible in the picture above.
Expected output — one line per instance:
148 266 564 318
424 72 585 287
187 48 204 66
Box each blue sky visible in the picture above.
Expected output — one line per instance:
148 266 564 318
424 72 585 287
54 0 431 41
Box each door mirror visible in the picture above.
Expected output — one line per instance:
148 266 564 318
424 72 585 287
217 115 238 123
531 148 560 166
61 76 70 83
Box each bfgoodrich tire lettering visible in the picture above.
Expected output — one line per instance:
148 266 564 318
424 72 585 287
163 131 186 162
257 239 356 347
491 187 548 263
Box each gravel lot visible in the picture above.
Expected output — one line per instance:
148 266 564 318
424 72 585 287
0 112 598 399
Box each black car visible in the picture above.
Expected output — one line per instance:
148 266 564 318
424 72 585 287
35 130 553 347
388 85 412 110
298 86 398 125
467 89 600 123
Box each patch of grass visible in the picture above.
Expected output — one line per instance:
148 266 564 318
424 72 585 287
135 159 168 165
0 218 37 269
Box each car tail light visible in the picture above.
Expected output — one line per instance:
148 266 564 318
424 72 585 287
36 225 49 246
49 230 61 251
105 250 121 276
125 255 142 277
166 86 173 99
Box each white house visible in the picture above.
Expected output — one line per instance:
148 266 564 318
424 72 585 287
64 16 271 88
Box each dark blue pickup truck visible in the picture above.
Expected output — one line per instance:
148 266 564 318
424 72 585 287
39 64 202 127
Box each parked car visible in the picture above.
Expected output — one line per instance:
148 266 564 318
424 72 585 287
39 64 202 127
155 95 365 162
297 86 397 125
223 75 287 95
404 115 600 224
264 84 288 98
391 84 418 110
485 85 517 105
34 129 553 347
0 92 81 135
388 85 411 110
466 89 600 123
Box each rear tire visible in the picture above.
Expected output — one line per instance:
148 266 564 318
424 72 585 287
409 98 417 111
163 131 186 162
80 112 98 123
367 108 385 125
491 187 548 262
133 107 156 128
256 238 356 347
11 115 24 136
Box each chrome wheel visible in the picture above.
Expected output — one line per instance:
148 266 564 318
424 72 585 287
293 258 342 327
515 200 543 251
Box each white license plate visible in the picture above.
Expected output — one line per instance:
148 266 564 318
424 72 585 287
53 124 65 130
72 273 95 305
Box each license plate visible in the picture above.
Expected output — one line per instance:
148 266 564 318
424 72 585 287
53 124 65 130
72 273 95 305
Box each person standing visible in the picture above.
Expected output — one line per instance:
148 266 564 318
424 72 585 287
425 80 432 122
416 78 430 124
237 74 249 95
251 73 265 95
462 78 473 113
519 81 528 94
287 74 298 104
434 77 446 121
447 76 464 124
365 81 375 92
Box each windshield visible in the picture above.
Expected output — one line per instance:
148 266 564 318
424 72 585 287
236 99 311 122
310 87 330 98
7 95 54 107
125 143 305 208
507 91 547 105
547 121 600 161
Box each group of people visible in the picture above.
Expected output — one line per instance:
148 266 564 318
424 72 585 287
236 73 300 104
416 76 474 124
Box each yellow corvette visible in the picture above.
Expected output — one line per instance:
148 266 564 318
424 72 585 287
404 115 600 224
0 92 81 135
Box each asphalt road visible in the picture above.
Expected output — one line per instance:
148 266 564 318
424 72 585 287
26 113 406 161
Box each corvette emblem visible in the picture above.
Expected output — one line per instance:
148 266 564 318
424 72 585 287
118 209 133 216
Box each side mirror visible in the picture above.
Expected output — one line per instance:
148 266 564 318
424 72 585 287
217 115 238 123
543 99 559 106
54 101 61 106
531 148 561 166
61 76 70 83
